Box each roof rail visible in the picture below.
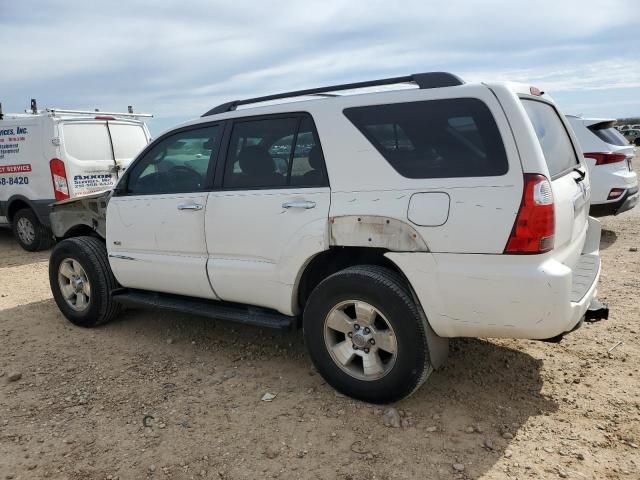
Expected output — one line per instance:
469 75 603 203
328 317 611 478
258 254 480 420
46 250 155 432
202 71 464 117
45 108 153 118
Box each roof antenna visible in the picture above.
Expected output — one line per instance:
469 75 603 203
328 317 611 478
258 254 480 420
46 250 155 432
95 108 99 112
127 105 133 114
0 102 3 120
31 99 37 114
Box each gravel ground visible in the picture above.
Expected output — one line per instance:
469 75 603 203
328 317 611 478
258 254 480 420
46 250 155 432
1 166 639 479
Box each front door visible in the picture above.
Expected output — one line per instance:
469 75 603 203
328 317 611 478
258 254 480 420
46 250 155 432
107 124 222 299
205 114 330 314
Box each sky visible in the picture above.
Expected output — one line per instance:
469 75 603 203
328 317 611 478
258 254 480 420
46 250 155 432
1 0 639 135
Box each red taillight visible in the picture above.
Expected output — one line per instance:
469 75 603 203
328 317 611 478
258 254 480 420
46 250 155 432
505 174 555 254
607 188 625 200
50 158 70 201
95 115 115 120
584 152 627 166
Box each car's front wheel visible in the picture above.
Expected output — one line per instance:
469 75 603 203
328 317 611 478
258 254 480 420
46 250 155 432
49 236 121 327
303 265 432 404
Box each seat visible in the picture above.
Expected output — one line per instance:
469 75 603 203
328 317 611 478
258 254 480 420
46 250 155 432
235 145 285 188
299 146 325 185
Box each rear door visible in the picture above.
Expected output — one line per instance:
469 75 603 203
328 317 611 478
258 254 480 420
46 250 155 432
204 114 330 314
60 120 149 197
521 99 589 260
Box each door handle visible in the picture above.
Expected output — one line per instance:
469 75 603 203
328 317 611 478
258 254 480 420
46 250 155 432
177 203 203 211
282 200 316 209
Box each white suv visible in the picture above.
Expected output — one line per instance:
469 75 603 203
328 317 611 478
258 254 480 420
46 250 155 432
566 116 638 216
47 73 606 403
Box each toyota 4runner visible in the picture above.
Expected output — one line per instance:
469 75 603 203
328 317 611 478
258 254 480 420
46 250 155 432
48 72 607 403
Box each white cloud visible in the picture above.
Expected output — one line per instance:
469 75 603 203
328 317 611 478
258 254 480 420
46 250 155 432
1 0 639 130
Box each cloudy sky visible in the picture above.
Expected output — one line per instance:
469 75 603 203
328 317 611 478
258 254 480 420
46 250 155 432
1 0 639 135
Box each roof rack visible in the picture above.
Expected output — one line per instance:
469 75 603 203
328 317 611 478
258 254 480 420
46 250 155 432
45 108 153 118
202 71 464 117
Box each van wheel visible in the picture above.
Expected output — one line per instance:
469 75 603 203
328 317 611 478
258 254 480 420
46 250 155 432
12 208 53 251
49 236 121 327
303 265 432 404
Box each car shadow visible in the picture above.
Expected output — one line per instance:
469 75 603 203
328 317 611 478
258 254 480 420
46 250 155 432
1 300 557 479
0 228 50 268
600 228 618 250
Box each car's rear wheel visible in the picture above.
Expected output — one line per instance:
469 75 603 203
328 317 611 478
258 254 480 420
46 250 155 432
303 265 432 404
49 236 121 327
12 208 53 251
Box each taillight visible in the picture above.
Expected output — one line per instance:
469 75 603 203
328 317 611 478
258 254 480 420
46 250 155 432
50 158 70 201
504 174 555 254
584 152 627 165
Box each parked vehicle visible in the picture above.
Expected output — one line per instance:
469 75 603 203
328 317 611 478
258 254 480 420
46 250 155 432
48 72 607 403
0 100 151 251
622 128 640 146
566 116 638 216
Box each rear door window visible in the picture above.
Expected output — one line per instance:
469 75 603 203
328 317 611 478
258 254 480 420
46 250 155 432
63 123 113 161
108 123 149 161
521 100 579 177
343 98 508 179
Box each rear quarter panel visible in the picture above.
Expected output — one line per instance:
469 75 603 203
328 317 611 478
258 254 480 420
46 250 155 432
314 84 523 254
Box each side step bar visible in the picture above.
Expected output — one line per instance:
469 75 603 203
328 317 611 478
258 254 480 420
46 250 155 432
113 289 298 330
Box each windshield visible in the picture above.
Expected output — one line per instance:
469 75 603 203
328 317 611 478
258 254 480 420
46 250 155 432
62 122 148 162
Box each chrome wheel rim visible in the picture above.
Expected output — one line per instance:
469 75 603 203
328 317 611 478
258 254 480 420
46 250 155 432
58 258 91 312
323 300 398 381
16 217 35 245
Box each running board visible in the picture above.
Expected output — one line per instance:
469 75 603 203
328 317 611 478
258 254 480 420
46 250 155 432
113 290 298 330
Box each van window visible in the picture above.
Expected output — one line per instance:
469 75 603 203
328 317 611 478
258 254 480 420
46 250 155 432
108 123 149 161
343 98 508 179
62 122 148 162
521 100 578 177
63 123 113 161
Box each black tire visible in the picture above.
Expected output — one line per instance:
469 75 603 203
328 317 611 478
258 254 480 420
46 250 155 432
635 138 640 147
49 236 121 327
12 208 54 252
303 265 431 404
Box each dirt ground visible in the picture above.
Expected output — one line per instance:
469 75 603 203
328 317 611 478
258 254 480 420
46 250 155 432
1 172 639 480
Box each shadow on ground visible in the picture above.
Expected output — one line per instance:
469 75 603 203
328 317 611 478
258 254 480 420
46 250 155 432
1 298 558 479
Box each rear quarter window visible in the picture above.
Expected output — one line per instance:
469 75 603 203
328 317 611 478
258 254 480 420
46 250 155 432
343 98 508 179
521 100 579 177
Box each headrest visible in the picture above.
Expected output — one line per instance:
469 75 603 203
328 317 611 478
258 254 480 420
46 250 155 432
237 145 275 176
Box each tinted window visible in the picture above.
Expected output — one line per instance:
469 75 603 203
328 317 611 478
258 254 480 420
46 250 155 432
290 117 327 186
589 124 629 147
224 116 327 189
343 98 508 179
126 125 219 195
522 100 578 177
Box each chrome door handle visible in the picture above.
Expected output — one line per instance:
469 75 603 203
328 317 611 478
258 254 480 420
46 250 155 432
177 203 203 211
282 200 316 209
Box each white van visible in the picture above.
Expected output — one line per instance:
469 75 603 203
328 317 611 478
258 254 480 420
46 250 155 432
0 101 151 250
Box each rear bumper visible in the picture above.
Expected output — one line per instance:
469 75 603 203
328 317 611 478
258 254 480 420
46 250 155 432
386 217 602 340
590 186 639 217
